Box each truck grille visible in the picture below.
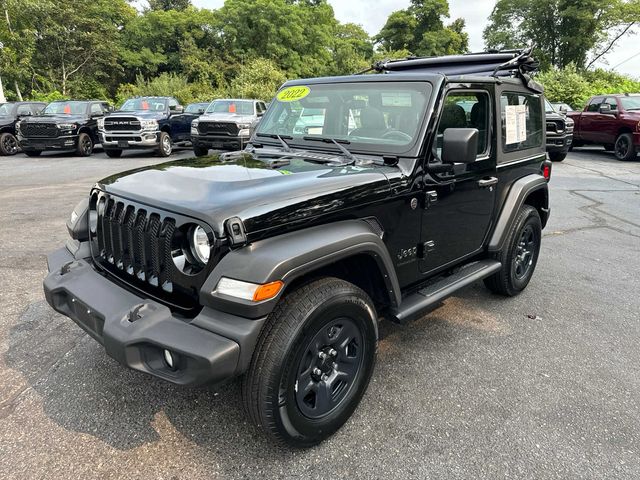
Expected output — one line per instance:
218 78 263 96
546 121 564 134
104 117 141 132
21 123 58 138
89 191 217 314
198 121 239 136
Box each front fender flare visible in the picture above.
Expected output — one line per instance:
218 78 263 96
200 219 401 319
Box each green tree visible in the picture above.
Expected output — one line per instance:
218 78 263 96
484 0 640 69
374 0 469 56
229 58 287 100
147 0 191 11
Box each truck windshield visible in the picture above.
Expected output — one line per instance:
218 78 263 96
120 98 168 112
544 99 555 114
620 96 640 110
43 102 87 115
206 100 255 115
0 103 13 116
256 81 431 154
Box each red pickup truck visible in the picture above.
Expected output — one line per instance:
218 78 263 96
568 94 640 161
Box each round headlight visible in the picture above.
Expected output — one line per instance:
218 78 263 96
190 226 211 264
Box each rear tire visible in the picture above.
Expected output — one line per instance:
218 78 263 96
614 133 636 161
76 132 94 157
157 131 172 157
484 205 542 296
193 146 208 157
24 149 42 157
0 132 19 155
548 151 566 162
104 148 123 158
242 277 377 447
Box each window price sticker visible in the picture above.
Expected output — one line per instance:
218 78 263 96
505 104 527 144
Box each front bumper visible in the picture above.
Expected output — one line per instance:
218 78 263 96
546 133 573 153
18 134 78 151
43 246 265 386
99 130 160 149
191 133 249 151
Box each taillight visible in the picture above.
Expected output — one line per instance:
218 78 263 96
542 161 552 181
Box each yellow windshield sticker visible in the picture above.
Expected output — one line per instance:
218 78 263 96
276 86 310 102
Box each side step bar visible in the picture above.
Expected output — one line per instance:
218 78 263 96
389 259 502 324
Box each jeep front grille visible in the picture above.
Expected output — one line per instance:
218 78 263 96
198 121 239 136
104 117 141 132
89 191 218 314
21 123 58 138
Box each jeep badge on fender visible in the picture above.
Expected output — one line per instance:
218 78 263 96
44 48 551 447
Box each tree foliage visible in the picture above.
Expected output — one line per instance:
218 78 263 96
484 0 640 69
374 0 469 56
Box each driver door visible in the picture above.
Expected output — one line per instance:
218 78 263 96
419 88 497 274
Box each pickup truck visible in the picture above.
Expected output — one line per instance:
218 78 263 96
567 94 640 161
98 96 198 157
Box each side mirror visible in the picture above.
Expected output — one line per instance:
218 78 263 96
170 105 184 114
197 108 205 115
559 106 567 113
599 104 614 115
257 111 264 117
442 128 478 164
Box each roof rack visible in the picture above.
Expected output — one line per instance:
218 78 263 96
362 47 543 93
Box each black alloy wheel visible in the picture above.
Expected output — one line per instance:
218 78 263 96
77 132 93 157
294 317 364 419
614 133 636 161
512 224 536 281
0 132 19 155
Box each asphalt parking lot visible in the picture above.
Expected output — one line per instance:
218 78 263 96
1 147 639 479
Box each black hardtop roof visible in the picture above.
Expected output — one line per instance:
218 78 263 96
283 72 445 87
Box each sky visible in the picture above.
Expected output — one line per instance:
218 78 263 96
192 0 640 78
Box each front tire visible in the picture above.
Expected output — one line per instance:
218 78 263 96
0 132 19 155
157 131 172 157
193 145 208 157
614 133 636 161
242 277 377 447
76 132 94 157
548 151 566 162
484 205 542 296
104 148 123 158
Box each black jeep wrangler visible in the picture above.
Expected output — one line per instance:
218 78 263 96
99 96 197 158
17 100 111 157
43 49 551 447
0 101 47 155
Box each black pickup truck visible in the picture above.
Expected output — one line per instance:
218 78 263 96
44 49 551 447
0 101 47 155
16 100 110 156
99 97 198 157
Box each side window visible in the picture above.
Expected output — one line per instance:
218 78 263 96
604 97 618 111
587 97 603 112
16 104 32 116
32 104 46 114
436 91 490 158
500 92 543 153
90 103 104 116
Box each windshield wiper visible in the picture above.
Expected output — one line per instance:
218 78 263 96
256 133 293 152
303 136 355 161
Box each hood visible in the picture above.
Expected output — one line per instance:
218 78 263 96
545 112 566 121
96 152 393 236
109 110 166 120
20 114 85 124
199 113 255 123
0 115 14 126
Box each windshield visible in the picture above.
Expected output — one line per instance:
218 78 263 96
185 103 207 114
544 99 556 114
257 81 431 154
120 97 168 112
620 96 640 110
0 103 14 116
43 102 87 115
206 100 255 115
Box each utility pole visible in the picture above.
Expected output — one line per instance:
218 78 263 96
0 41 5 102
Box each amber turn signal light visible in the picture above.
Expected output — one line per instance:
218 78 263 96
253 281 284 302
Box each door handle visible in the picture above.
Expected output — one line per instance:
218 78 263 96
478 177 498 188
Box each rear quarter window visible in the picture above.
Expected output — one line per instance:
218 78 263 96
500 92 543 153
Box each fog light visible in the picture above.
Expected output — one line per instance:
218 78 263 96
163 349 177 370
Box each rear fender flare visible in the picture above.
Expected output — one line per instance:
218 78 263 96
488 174 548 252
